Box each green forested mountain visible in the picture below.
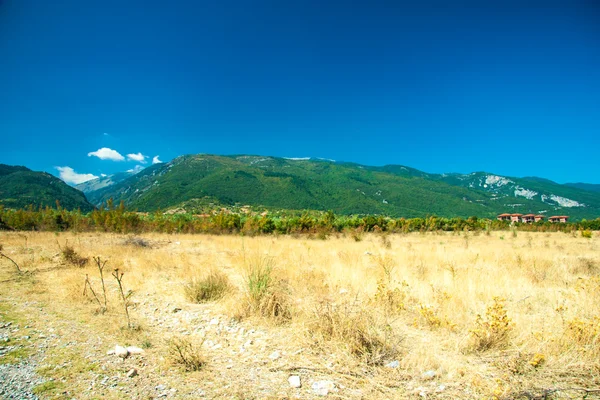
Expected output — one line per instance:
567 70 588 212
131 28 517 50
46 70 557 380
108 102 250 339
0 164 93 211
565 182 600 193
79 154 600 219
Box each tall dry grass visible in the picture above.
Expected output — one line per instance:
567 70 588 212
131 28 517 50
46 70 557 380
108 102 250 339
1 229 599 397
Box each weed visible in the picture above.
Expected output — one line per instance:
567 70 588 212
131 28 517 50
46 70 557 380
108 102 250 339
565 315 600 348
184 270 231 303
167 336 205 371
581 230 593 239
112 268 133 328
468 297 512 351
528 353 545 368
93 256 109 310
380 234 392 249
123 236 151 247
58 241 88 267
374 279 408 314
417 304 442 328
243 256 291 322
308 297 401 365
571 257 598 275
351 227 364 242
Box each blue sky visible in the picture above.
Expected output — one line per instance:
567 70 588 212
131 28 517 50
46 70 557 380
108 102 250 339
1 0 599 184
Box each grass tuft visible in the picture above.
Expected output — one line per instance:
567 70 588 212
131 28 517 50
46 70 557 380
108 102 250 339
167 336 205 371
308 297 401 365
184 270 231 303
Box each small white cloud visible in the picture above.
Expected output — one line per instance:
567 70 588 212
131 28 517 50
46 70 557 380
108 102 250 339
100 173 107 177
88 147 124 161
152 155 163 164
56 166 98 185
103 132 109 136
127 152 147 163
127 165 145 174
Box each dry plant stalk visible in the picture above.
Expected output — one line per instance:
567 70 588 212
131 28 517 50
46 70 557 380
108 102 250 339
93 256 109 310
0 244 23 274
112 268 133 328
83 274 104 311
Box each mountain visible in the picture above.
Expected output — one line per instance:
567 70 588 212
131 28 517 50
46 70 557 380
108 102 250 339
0 164 93 211
75 170 139 194
80 154 600 220
564 183 600 193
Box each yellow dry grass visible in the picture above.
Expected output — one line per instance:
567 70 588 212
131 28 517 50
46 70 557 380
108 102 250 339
1 230 599 399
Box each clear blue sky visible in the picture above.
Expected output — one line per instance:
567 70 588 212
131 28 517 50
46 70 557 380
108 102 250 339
1 0 599 184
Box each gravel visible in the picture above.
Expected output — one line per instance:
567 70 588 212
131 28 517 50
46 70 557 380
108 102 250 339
0 360 44 399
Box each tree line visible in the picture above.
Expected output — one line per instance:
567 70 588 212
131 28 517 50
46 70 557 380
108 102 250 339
1 202 599 235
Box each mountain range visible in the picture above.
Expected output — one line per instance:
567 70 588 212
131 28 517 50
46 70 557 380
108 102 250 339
0 164 93 211
71 154 600 220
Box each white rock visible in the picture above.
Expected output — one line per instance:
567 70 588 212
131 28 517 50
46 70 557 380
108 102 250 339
126 368 138 378
288 375 301 388
209 318 219 325
339 288 348 295
385 360 399 368
268 351 280 360
126 346 145 355
422 370 436 380
114 345 129 358
312 380 335 396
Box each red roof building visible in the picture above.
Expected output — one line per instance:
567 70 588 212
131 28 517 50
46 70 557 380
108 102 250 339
548 215 569 223
497 213 512 221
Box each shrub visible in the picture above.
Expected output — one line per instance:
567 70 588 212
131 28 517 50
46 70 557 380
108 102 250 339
468 297 512 351
308 297 401 365
123 236 151 247
244 256 291 322
581 230 593 239
167 336 204 371
60 243 88 267
184 270 231 303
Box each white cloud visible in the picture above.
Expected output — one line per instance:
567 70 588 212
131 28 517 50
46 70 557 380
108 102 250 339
100 173 107 177
56 166 98 185
127 165 145 174
88 147 124 161
152 155 163 164
103 132 109 136
127 152 147 163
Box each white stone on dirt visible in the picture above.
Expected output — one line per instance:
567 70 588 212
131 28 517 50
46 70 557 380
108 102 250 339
126 346 144 355
288 375 301 388
126 368 138 378
422 370 436 380
312 380 335 396
268 351 280 360
114 345 129 358
385 360 399 368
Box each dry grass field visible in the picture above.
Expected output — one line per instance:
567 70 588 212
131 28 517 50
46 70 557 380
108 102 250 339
1 230 599 399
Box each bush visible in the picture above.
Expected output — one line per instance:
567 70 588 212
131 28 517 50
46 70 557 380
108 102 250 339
244 256 291 322
581 230 593 239
468 297 512 352
184 270 231 303
60 243 88 267
167 336 204 371
308 297 401 365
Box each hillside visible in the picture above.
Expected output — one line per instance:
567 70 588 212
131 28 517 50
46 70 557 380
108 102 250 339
565 182 600 193
79 154 600 219
0 164 93 211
